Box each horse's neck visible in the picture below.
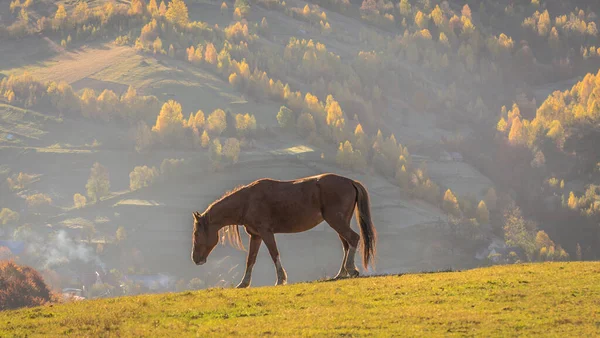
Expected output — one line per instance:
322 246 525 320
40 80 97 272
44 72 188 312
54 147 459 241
209 192 245 226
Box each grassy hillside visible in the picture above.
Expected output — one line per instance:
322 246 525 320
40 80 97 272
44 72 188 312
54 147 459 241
1 262 599 337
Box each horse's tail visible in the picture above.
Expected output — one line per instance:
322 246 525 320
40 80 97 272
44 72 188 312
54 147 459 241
219 225 246 251
352 180 377 270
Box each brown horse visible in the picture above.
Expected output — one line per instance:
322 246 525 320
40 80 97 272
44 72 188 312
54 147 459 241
191 173 377 288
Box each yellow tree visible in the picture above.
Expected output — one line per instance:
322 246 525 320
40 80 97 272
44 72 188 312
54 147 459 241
129 0 144 15
166 0 189 26
205 43 217 65
148 0 159 15
159 1 167 15
354 123 368 156
201 130 210 148
54 4 67 30
395 164 410 188
415 11 429 29
484 187 497 211
152 100 185 141
443 189 460 217
476 200 490 224
508 116 525 145
206 109 227 136
223 138 241 164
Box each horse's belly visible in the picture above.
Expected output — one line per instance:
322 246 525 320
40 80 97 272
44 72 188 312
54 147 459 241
273 209 323 233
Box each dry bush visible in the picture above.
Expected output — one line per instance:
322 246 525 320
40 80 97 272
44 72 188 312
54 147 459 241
0 261 57 311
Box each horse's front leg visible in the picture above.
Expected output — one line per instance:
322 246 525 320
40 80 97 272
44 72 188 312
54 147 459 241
261 231 287 286
236 234 262 288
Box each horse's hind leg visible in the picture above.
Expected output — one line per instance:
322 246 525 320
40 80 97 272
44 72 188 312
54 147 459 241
325 216 360 278
334 235 349 279
260 230 288 286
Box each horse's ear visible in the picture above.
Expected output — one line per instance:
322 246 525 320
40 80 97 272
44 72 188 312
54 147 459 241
193 212 200 220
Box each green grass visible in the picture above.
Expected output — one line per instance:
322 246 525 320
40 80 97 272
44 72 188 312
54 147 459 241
1 262 599 337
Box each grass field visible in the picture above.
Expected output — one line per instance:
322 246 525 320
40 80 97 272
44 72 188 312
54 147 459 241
1 262 598 337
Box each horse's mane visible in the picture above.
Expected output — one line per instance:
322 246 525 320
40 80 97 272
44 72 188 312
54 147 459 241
208 183 249 252
207 184 247 210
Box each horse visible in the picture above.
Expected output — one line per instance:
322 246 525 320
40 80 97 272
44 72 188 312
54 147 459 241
191 173 377 288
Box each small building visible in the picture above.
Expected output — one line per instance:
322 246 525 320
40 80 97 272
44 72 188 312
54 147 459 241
438 151 452 162
450 152 463 162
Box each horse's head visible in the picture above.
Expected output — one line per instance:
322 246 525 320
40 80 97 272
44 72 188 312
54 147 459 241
191 211 219 265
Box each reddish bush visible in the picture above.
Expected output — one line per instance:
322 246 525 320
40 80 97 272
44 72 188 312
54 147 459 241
0 261 56 311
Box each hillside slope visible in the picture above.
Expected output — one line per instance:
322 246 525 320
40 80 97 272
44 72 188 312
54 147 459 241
1 262 599 336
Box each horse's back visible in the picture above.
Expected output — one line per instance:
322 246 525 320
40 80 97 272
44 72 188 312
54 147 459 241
243 174 356 233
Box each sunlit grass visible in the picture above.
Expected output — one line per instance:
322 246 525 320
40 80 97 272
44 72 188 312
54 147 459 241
1 262 598 336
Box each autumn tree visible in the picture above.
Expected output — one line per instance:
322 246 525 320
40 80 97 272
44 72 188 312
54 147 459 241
209 139 223 167
354 124 369 156
86 162 110 203
297 112 316 138
415 11 429 29
206 109 227 136
53 4 67 30
399 0 411 17
221 2 228 15
484 187 497 211
166 0 189 26
443 189 460 217
277 106 294 129
222 138 241 164
503 202 536 261
508 116 526 145
152 100 185 143
235 113 257 138
116 226 127 244
204 43 217 65
129 166 159 190
476 200 490 224
201 130 210 148
395 164 410 189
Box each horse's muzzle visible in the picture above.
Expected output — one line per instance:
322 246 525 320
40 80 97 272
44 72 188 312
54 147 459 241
192 252 206 265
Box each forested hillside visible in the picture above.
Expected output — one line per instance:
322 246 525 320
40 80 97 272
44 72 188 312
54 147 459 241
1 0 599 301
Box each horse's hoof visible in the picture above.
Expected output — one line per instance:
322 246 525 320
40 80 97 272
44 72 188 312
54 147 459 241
348 270 359 278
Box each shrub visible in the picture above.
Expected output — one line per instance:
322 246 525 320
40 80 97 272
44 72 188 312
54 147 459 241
0 208 20 225
6 172 35 191
0 261 56 311
73 193 87 209
26 193 52 210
